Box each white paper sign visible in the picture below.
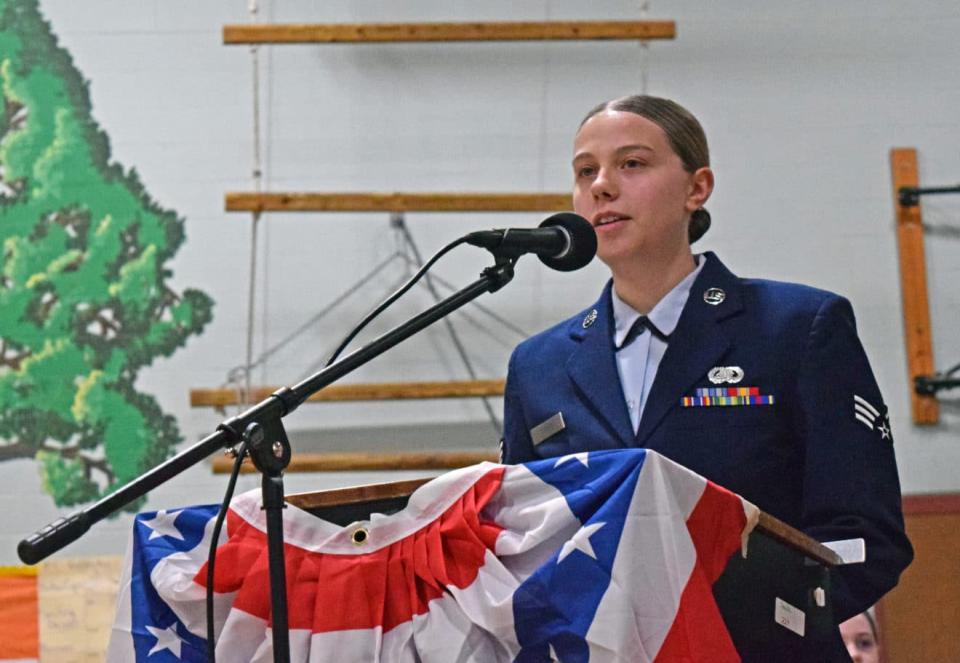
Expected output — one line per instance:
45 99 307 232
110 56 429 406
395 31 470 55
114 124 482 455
774 597 806 637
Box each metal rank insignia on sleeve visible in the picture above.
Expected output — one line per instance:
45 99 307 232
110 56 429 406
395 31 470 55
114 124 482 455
854 394 892 442
877 415 892 442
682 387 775 407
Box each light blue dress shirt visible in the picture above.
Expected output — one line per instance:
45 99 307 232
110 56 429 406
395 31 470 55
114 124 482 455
611 255 706 432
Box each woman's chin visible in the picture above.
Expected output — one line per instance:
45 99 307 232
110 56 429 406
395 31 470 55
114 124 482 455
600 243 695 276
598 253 640 276
597 242 648 269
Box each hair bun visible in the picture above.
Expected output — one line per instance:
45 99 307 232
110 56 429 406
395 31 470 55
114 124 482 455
688 208 711 244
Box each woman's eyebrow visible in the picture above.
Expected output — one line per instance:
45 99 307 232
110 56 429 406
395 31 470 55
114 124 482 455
572 143 656 167
616 144 655 155
571 152 594 168
573 143 655 162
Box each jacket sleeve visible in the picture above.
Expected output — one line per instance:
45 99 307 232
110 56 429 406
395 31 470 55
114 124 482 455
795 295 913 621
501 348 537 465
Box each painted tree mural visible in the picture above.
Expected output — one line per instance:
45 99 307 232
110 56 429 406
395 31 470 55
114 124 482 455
0 0 213 506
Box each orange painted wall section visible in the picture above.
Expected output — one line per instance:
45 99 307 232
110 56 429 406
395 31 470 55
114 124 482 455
0 571 39 659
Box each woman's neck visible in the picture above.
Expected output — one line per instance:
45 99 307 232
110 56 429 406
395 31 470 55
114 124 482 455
610 250 697 314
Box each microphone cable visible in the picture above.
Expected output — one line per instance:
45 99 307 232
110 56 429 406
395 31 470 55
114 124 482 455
203 234 477 658
205 436 249 662
203 221 577 655
323 213 592 367
322 235 471 368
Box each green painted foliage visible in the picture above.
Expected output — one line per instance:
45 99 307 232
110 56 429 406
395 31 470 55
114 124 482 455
0 0 213 507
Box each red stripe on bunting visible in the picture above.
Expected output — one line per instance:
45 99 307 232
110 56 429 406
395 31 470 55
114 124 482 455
197 467 506 633
653 481 746 663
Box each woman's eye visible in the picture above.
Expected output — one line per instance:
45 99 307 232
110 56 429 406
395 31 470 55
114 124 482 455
855 635 876 651
623 158 646 168
577 166 596 178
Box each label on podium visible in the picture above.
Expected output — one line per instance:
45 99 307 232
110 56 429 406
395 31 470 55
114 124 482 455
775 597 806 637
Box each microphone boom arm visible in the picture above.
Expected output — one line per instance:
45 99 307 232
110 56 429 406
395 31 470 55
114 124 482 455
17 258 517 566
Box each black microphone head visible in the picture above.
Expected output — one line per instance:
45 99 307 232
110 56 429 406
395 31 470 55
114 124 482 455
537 213 597 272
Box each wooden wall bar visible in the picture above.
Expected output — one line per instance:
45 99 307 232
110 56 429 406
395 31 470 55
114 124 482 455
223 21 676 45
191 378 506 408
225 192 571 213
889 148 939 424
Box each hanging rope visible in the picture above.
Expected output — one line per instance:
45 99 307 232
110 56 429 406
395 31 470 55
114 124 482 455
638 1 651 93
534 2 553 194
241 0 264 410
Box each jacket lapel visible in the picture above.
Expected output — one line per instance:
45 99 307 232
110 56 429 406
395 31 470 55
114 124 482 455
635 253 744 444
565 283 635 447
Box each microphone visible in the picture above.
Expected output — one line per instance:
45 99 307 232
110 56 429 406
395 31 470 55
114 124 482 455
464 212 597 271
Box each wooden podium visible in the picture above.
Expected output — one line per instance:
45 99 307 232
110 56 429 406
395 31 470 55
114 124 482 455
286 475 850 662
712 516 849 661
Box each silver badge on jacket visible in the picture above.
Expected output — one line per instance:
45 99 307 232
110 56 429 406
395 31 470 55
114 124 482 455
708 366 744 384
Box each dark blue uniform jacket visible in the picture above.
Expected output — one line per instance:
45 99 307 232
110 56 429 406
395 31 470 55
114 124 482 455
502 252 912 622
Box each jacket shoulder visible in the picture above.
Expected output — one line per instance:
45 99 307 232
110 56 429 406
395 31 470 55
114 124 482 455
510 306 591 365
739 277 853 327
741 277 840 308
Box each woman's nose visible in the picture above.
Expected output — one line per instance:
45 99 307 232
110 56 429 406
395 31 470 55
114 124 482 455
590 168 618 199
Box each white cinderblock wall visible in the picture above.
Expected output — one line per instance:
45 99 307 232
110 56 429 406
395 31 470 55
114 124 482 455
3 0 959 563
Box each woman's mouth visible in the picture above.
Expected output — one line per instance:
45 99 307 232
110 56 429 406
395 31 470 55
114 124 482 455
594 213 630 228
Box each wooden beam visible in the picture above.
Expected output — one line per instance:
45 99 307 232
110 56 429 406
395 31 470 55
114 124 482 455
755 512 842 567
211 451 498 474
223 21 676 45
890 148 939 424
191 378 506 408
287 478 432 511
225 192 571 213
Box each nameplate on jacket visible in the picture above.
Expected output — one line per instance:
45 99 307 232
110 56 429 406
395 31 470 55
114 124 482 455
681 387 775 407
530 412 565 446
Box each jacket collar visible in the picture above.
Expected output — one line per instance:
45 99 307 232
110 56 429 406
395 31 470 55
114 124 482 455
565 281 635 446
635 252 744 443
610 256 705 347
565 252 744 447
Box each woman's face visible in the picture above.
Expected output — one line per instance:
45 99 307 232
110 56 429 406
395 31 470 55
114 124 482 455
839 613 879 663
572 110 712 270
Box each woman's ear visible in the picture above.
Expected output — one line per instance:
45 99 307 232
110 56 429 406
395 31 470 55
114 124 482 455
686 167 714 212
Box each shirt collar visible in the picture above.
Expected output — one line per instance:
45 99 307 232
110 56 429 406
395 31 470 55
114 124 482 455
611 254 707 347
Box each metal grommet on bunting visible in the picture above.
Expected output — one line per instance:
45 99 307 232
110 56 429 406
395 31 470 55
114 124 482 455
582 309 598 328
351 527 369 546
703 288 726 305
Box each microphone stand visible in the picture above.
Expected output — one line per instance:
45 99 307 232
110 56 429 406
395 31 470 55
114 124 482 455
18 256 517 663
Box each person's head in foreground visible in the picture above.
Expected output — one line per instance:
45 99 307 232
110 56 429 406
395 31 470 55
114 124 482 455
839 611 880 663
